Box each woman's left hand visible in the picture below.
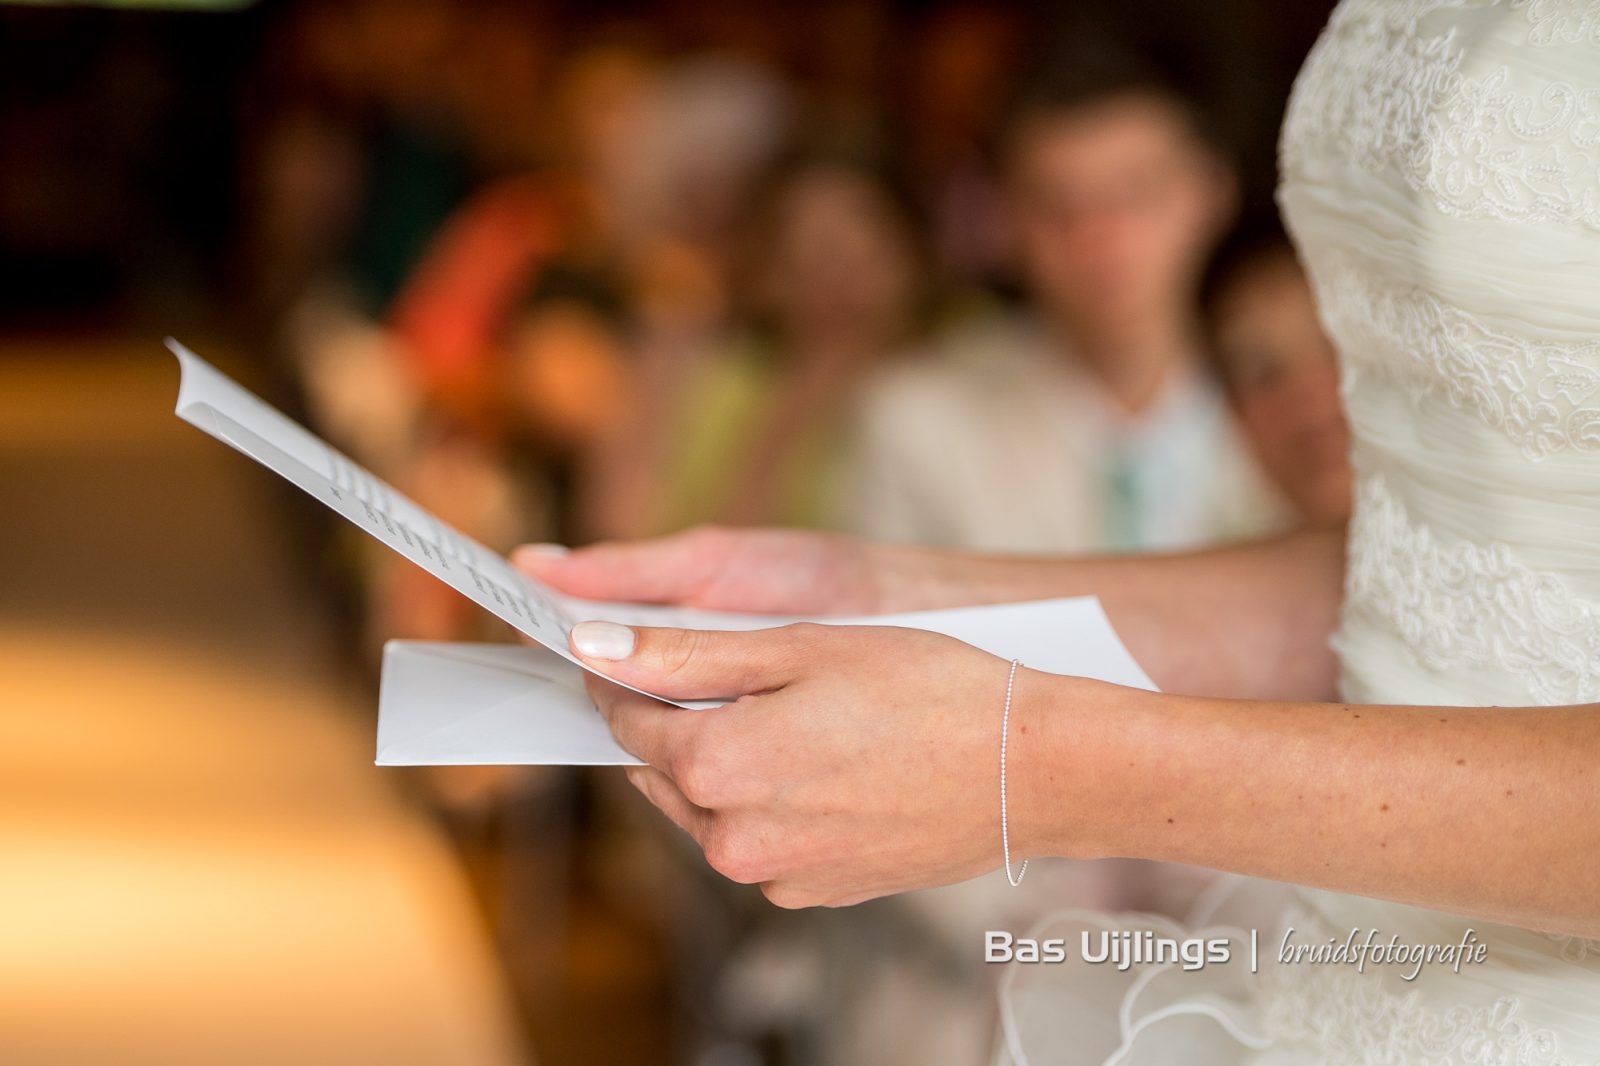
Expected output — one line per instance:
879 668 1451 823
568 618 1080 907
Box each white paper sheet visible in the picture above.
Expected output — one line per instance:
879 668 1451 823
377 597 1155 765
168 338 807 708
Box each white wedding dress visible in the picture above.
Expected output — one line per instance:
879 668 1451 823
998 1 1600 1061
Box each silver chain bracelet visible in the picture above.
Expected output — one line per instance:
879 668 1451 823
1000 658 1028 887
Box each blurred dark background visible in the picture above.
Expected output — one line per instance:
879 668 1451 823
0 0 1333 332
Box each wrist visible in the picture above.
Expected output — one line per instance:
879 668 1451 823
1006 670 1162 862
866 544 1077 613
864 542 982 612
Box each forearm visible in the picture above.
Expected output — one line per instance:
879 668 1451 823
1021 677 1600 936
876 525 1346 700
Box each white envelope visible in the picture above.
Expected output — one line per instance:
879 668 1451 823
375 597 1157 766
378 641 636 765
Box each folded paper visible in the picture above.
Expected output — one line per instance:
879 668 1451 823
376 597 1155 765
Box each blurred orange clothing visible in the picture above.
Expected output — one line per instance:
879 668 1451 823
388 174 572 431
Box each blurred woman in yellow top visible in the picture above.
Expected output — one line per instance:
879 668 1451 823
582 149 930 538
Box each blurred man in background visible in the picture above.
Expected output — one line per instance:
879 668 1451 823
845 43 1286 554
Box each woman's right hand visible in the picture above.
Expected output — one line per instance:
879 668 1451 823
512 526 937 616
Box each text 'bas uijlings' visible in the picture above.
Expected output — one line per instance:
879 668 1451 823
985 929 1233 970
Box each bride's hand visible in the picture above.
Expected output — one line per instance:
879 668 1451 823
565 618 1094 907
513 525 919 616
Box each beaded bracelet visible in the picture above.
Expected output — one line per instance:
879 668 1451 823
1000 658 1028 887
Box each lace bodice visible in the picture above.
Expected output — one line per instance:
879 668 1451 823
1277 0 1600 709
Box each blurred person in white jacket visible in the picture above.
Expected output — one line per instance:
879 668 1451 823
846 47 1286 555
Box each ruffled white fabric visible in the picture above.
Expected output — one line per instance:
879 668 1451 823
998 879 1600 1065
997 1 1600 1060
997 878 1294 1066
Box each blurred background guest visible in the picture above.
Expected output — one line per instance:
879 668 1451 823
583 149 929 539
574 53 800 542
845 40 1288 554
1200 214 1352 526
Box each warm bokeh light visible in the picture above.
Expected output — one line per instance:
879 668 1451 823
0 631 523 1066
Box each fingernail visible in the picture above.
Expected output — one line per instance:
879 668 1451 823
572 620 635 660
514 543 569 564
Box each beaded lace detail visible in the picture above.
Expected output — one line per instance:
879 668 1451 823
1282 0 1600 230
1308 251 1600 459
1513 0 1600 45
1345 473 1600 705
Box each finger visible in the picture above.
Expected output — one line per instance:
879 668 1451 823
586 674 700 772
624 764 712 842
570 619 817 700
512 530 709 603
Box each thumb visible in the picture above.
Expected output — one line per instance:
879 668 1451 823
568 620 815 700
